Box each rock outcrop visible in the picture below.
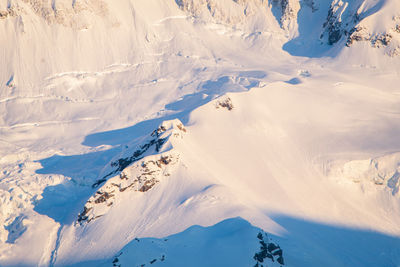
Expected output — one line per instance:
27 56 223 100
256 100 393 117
77 119 186 225
320 0 359 45
346 16 400 57
253 232 284 266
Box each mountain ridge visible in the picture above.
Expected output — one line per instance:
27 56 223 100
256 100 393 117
1 0 400 266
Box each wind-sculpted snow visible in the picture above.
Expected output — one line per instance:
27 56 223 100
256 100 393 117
327 152 400 196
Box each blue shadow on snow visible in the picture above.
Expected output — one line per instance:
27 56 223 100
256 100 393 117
65 216 400 267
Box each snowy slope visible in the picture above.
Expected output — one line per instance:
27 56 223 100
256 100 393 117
68 218 285 267
1 0 400 266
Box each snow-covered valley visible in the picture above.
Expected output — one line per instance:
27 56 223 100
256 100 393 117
1 0 400 266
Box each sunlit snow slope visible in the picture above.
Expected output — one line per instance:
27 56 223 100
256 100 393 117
1 0 400 266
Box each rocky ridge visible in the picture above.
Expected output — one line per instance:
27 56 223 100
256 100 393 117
77 119 186 225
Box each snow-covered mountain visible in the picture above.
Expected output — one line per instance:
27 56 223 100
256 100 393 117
1 0 400 266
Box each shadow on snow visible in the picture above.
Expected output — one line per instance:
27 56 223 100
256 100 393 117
66 216 400 267
281 0 387 58
33 71 266 225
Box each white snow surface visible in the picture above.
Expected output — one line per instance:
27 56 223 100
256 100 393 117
1 0 400 266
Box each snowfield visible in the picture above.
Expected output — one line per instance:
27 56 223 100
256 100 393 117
1 0 400 266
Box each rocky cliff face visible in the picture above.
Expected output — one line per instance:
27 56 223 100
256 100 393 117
318 0 400 56
320 0 356 45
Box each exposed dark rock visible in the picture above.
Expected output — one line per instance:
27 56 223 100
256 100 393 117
77 152 179 225
277 256 285 265
216 97 234 110
322 2 344 45
0 10 8 19
151 125 167 137
92 137 167 188
395 25 400 33
112 252 123 267
138 178 158 192
346 26 367 46
77 206 92 224
373 33 392 47
77 120 185 225
253 231 284 266
94 191 114 204
320 0 363 46
346 25 400 56
267 243 279 252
